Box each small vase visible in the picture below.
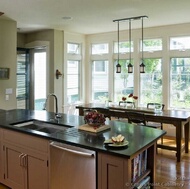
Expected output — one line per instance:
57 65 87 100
123 100 126 107
133 100 137 108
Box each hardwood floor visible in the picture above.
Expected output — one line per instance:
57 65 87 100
155 137 190 189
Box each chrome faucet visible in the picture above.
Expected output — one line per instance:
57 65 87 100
43 93 61 118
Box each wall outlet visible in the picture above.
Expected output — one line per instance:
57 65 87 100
5 95 9 101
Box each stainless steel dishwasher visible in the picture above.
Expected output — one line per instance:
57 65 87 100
50 141 96 189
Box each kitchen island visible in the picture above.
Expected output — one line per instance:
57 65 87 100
0 109 166 189
76 103 190 162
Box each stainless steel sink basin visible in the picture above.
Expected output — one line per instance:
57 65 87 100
11 120 71 134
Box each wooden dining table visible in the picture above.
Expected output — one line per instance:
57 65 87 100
76 103 190 162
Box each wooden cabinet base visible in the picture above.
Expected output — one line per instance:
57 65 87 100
98 143 156 189
1 129 49 189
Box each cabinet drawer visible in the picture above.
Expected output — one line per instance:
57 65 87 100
3 129 49 153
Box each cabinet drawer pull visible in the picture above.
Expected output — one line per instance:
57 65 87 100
50 142 95 157
19 153 24 166
23 154 28 167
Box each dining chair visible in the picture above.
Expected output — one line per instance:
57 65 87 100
146 103 165 128
126 111 161 153
126 111 146 126
117 101 135 120
147 103 165 111
62 104 78 115
147 103 165 143
126 110 163 130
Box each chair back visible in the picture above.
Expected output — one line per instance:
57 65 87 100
147 103 165 110
126 111 146 125
62 104 78 115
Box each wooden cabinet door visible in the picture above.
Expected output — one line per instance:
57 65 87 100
98 153 125 189
2 129 49 189
27 152 49 189
3 144 26 189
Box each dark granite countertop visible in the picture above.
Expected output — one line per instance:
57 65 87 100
0 109 166 158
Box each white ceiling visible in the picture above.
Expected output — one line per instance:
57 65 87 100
0 0 190 34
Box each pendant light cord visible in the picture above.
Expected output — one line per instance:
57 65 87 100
129 20 131 63
117 21 120 62
141 18 144 61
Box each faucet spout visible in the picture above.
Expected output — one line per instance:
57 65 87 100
43 93 61 118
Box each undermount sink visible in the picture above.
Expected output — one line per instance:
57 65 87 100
11 120 71 134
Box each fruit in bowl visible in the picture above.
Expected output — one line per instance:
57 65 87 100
84 111 106 127
111 134 125 144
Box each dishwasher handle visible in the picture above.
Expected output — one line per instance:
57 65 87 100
50 142 95 157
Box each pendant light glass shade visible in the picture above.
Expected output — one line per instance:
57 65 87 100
116 63 121 73
140 62 145 73
127 63 133 73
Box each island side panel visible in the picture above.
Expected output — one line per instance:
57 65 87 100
98 142 157 189
98 153 126 189
147 143 156 187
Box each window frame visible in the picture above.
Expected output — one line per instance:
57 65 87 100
65 42 82 104
91 43 109 55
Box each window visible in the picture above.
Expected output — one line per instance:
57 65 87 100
170 58 190 109
140 58 162 106
92 60 108 102
93 61 107 73
141 38 162 52
67 60 80 103
16 48 29 109
92 43 108 55
67 43 80 54
114 59 134 102
66 42 82 104
170 37 190 51
114 41 134 54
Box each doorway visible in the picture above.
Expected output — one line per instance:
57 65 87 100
32 48 47 110
16 47 47 110
16 48 30 109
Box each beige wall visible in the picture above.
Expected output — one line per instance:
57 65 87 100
17 33 26 48
0 18 17 110
53 30 64 112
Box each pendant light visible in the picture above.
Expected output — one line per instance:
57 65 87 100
113 16 148 73
127 20 133 73
116 21 121 73
140 17 145 73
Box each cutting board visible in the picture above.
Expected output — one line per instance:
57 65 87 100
78 124 110 133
